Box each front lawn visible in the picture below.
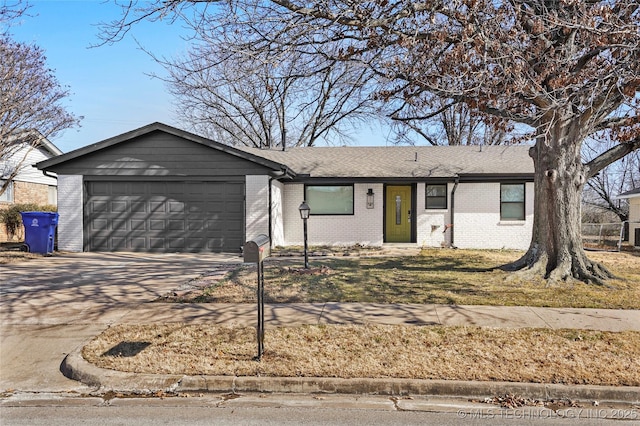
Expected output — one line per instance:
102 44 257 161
166 249 640 309
84 323 640 386
88 248 640 386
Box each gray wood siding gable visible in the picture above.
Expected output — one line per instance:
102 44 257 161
44 132 274 177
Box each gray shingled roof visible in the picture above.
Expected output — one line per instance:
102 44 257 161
241 145 534 178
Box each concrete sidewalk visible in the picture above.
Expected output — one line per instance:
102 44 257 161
111 302 640 332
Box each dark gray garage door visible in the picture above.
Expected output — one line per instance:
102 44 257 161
85 180 244 253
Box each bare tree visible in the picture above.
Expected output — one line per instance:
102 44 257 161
162 40 379 148
104 1 639 284
389 98 515 146
0 0 28 33
1 28 80 195
116 1 382 149
583 137 640 226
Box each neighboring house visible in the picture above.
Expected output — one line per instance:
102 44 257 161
615 188 640 247
1 132 62 241
36 122 535 253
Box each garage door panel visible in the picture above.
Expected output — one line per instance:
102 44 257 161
130 185 147 196
130 219 147 231
111 237 127 249
131 201 147 212
130 237 148 250
149 201 167 212
226 224 243 232
109 228 130 237
85 181 244 252
186 238 206 249
90 201 109 213
188 202 205 213
90 218 109 231
168 201 184 213
90 182 110 195
111 201 128 213
188 220 204 230
111 182 129 195
149 238 165 250
168 220 185 231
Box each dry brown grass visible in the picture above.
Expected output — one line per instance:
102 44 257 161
83 324 640 386
169 249 640 309
70 247 639 385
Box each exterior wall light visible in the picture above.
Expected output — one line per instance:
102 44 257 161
366 188 375 209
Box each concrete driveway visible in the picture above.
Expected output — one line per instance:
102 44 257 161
0 252 242 393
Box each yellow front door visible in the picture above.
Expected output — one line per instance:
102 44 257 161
385 185 412 242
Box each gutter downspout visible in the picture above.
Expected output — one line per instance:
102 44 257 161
450 175 459 248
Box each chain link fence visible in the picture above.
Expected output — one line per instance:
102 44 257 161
581 222 624 251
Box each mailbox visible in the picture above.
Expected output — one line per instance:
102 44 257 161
243 234 271 263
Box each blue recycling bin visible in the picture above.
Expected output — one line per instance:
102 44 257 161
20 211 59 254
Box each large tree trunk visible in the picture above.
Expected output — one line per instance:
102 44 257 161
502 121 614 285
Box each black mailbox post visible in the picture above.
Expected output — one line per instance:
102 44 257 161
243 234 270 360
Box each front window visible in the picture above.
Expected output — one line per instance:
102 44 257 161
305 185 354 215
0 180 13 203
426 184 447 209
501 183 525 220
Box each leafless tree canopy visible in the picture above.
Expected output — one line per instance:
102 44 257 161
0 34 80 192
389 100 516 146
0 0 28 32
104 0 639 159
583 137 640 223
157 12 381 148
104 1 639 283
1 1 80 194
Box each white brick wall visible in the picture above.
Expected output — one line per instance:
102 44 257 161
270 180 285 246
245 175 270 241
453 182 534 250
276 181 532 249
57 175 83 252
416 182 450 247
282 183 384 246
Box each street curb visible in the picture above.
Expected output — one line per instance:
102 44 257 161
61 347 640 404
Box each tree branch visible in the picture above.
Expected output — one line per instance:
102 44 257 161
585 137 640 178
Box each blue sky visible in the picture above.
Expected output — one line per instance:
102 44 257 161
9 0 389 153
10 1 191 153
